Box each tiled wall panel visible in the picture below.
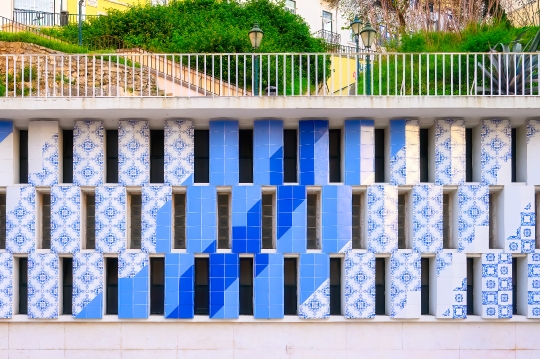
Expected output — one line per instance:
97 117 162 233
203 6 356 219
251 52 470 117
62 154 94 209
434 119 466 185
6 186 36 253
412 184 443 253
321 185 351 253
435 252 467 319
277 185 306 253
390 251 421 318
344 252 375 319
73 120 105 186
118 120 150 186
164 120 194 186
73 252 103 319
254 253 284 319
165 253 194 319
51 185 81 254
118 252 149 319
0 121 15 186
527 252 540 318
480 119 512 185
28 253 59 319
389 119 419 185
343 119 374 186
0 253 13 318
186 186 216 253
298 253 329 319
232 186 261 253
95 186 126 253
526 119 540 185
503 185 535 253
299 120 328 185
209 253 239 319
254 120 283 185
458 184 489 253
481 253 512 319
142 185 172 253
210 120 238 186
28 121 59 186
366 185 398 253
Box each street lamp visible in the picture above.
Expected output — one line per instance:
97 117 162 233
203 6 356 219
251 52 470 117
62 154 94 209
350 16 362 89
78 0 84 46
248 22 263 96
360 22 376 95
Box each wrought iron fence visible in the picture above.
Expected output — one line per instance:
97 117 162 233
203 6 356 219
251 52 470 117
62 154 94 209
13 9 102 27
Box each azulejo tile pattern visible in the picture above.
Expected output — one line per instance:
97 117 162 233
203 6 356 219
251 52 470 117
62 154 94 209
299 120 329 185
141 185 172 253
51 185 81 254
72 252 103 319
164 120 194 186
435 252 467 319
28 253 59 319
95 186 126 253
480 119 512 185
253 120 283 185
412 184 443 253
367 184 398 253
165 253 194 319
458 184 489 253
0 253 13 318
434 119 466 185
390 251 421 318
209 253 239 319
254 253 284 319
0 121 15 186
118 120 150 186
322 185 352 253
118 252 149 319
277 185 306 253
344 252 375 319
503 185 536 253
73 120 105 186
232 186 261 253
6 186 36 253
210 120 239 186
344 119 375 186
389 119 419 185
526 119 540 185
298 253 330 319
186 186 216 253
28 121 59 186
527 252 540 318
481 253 513 319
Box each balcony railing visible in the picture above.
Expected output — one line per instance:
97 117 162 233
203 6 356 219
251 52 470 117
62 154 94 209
13 9 102 27
315 29 341 45
0 52 538 98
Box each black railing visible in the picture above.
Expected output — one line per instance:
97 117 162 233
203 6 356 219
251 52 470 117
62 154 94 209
13 9 102 27
315 29 341 45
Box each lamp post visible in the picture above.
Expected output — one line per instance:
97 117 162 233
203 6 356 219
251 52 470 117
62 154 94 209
248 23 263 96
350 16 362 89
360 22 376 95
78 0 84 46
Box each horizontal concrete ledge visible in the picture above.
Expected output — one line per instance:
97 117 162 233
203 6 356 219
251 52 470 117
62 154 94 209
1 96 539 122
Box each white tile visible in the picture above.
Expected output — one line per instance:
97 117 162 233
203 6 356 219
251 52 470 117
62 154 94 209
289 323 346 350
402 323 459 350
64 350 121 359
177 324 233 350
459 324 516 350
121 323 177 350
232 323 289 350
346 323 403 350
9 323 65 350
459 350 516 359
64 323 121 350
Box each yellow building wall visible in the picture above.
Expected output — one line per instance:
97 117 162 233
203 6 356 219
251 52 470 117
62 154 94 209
66 0 149 17
325 55 365 96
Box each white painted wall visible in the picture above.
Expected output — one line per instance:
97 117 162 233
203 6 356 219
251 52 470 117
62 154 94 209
0 0 14 20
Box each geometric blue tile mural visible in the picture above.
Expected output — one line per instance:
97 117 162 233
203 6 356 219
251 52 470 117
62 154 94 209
165 253 194 319
254 120 283 186
118 253 149 319
299 120 328 186
209 253 239 319
232 185 261 253
254 253 284 319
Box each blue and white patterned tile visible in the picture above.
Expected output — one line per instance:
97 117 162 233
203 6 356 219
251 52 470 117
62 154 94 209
118 252 149 319
6 186 36 253
389 119 419 186
457 184 489 253
28 253 59 319
73 120 105 186
298 253 329 319
28 121 59 186
72 252 103 319
0 253 13 318
503 185 535 253
390 251 421 318
412 184 443 253
366 185 398 254
527 252 540 318
118 120 150 186
526 119 540 185
51 185 81 254
142 185 172 253
164 120 194 186
434 119 466 185
95 186 126 253
0 121 15 186
435 252 467 319
344 252 375 319
480 119 512 185
481 252 513 319
344 120 375 186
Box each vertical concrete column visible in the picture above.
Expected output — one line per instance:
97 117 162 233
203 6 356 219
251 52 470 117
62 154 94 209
434 252 467 319
501 185 535 253
344 119 374 185
209 120 238 186
298 253 329 319
118 120 150 186
434 119 465 185
164 119 194 186
0 121 17 186
28 121 60 186
73 120 104 186
474 119 512 185
390 251 421 318
366 184 398 253
164 253 194 319
118 253 149 319
253 120 283 186
141 185 172 253
388 119 419 185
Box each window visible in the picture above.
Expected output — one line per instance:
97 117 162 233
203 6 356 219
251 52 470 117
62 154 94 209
106 258 118 315
374 129 385 182
239 258 254 315
19 129 28 184
467 258 474 315
261 193 274 249
420 129 429 182
239 130 253 184
421 258 429 315
63 129 73 183
106 130 118 184
322 10 332 32
150 258 165 315
129 193 142 249
375 258 385 315
442 193 451 249
194 258 209 315
330 258 341 315
62 258 73 315
217 193 230 249
0 194 5 249
307 192 320 250
511 128 517 183
85 193 95 250
285 0 296 13
329 129 341 183
283 129 297 183
352 193 362 249
512 258 517 315
18 257 28 314
150 130 164 184
174 193 186 249
465 128 473 182
194 130 209 183
41 193 51 250
398 194 407 249
489 193 498 249
284 258 297 315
